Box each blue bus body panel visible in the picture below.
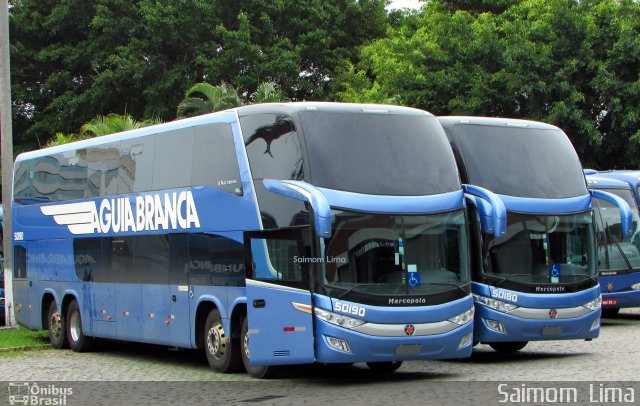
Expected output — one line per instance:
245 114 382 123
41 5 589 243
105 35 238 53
318 188 465 213
600 272 640 308
497 194 592 214
472 283 600 342
246 280 314 366
315 295 474 363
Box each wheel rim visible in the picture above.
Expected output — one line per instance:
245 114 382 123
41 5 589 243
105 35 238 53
69 310 81 342
243 331 250 360
206 322 227 360
49 311 62 341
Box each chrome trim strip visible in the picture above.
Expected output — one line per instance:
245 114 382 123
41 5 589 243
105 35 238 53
352 320 460 337
508 305 591 320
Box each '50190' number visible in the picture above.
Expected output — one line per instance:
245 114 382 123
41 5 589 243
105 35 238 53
334 302 366 317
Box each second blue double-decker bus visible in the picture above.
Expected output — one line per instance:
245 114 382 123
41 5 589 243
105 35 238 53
12 102 476 378
587 173 640 316
437 116 631 353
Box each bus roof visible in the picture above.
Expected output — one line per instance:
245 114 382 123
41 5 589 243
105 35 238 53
586 175 631 189
437 116 560 131
595 170 640 189
15 102 431 163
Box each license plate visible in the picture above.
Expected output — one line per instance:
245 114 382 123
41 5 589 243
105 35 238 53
602 298 618 306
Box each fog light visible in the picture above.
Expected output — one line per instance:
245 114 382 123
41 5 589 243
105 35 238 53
458 333 472 349
326 336 352 353
591 318 600 331
485 319 506 333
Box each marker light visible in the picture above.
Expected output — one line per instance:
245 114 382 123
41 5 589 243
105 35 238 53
448 307 475 325
583 296 602 311
473 294 518 313
314 308 365 329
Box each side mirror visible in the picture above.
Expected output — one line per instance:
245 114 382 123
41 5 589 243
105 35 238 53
463 184 507 238
263 179 332 238
590 189 633 236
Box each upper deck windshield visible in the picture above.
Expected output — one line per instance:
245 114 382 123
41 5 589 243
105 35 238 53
321 209 470 303
300 112 460 196
593 189 640 273
449 124 587 198
482 212 596 288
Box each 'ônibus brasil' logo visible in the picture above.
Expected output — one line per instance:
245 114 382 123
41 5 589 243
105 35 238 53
41 191 201 235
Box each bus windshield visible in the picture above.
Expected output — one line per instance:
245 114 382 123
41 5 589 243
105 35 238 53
483 212 596 284
451 125 587 199
594 190 640 272
321 210 469 299
300 112 460 196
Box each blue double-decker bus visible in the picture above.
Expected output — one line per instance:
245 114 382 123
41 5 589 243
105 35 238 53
437 117 631 353
12 102 476 377
587 173 640 317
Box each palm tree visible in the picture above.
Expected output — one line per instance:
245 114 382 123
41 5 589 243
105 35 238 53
44 132 85 147
80 113 161 137
250 81 288 104
176 83 243 118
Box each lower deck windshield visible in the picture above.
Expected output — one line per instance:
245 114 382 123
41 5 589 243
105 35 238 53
321 210 469 296
594 194 640 273
483 212 596 284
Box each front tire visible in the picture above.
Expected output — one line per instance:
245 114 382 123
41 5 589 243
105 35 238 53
241 317 279 379
47 301 68 349
366 361 403 373
66 300 95 352
489 341 528 353
204 309 242 373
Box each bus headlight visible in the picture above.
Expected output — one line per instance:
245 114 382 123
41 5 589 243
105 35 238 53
473 294 518 313
631 283 640 290
314 308 365 329
448 307 475 325
583 296 602 311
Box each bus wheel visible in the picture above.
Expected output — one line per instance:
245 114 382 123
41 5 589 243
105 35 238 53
204 309 242 373
366 361 403 373
241 318 279 379
602 308 620 318
47 301 68 349
65 300 95 352
489 341 528 353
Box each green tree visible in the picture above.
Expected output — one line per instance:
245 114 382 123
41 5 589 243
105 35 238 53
176 83 243 118
250 81 288 104
80 113 161 137
10 0 389 153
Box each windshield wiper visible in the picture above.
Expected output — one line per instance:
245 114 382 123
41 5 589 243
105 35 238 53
610 240 634 273
489 273 534 287
424 282 469 296
337 283 386 299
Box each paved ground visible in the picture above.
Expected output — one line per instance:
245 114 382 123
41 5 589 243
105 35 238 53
1 308 639 405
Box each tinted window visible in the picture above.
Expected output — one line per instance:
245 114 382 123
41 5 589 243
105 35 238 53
448 125 587 198
13 246 27 279
301 112 459 196
241 114 304 181
192 124 242 195
153 129 195 190
120 138 154 194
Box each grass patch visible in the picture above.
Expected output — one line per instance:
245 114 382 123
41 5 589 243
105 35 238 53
0 327 50 349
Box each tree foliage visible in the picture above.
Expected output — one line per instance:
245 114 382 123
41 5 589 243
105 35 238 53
9 0 388 151
337 0 640 168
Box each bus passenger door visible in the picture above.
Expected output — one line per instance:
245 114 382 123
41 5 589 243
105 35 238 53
12 245 33 328
244 228 315 366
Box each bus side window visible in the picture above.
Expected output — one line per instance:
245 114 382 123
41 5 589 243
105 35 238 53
13 246 27 279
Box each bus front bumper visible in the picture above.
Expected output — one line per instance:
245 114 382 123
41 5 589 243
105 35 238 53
602 290 640 309
313 318 473 364
473 305 600 343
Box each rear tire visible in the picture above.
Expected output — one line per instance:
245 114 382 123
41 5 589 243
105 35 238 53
204 309 242 373
366 361 403 373
489 341 528 353
601 308 620 318
47 301 68 349
66 300 95 352
241 317 279 379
